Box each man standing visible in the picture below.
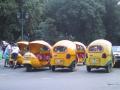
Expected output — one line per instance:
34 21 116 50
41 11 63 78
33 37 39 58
3 43 12 67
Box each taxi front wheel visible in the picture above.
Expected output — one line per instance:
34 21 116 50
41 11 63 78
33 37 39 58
26 65 32 72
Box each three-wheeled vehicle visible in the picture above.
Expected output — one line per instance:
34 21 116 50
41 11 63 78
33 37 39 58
9 41 29 67
23 40 52 72
50 40 77 72
86 39 114 73
17 41 29 65
74 41 86 65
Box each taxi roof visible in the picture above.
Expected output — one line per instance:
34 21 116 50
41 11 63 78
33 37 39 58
74 41 86 50
29 40 52 49
17 41 29 45
88 39 112 50
53 40 76 50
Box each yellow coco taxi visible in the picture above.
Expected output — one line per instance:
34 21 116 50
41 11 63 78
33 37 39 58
17 41 29 65
86 39 114 73
23 40 52 72
50 40 77 72
9 41 29 67
74 41 86 65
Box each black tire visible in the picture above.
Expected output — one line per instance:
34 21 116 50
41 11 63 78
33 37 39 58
51 66 55 72
87 66 91 72
83 62 85 65
106 64 112 73
69 63 76 72
26 65 32 72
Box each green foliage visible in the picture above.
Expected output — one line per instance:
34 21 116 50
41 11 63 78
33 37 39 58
104 0 120 45
43 0 106 44
0 0 120 45
25 0 44 29
0 0 18 41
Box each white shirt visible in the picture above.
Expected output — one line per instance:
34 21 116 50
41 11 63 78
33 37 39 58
11 46 20 54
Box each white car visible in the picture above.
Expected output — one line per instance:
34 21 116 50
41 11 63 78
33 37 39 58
112 46 120 67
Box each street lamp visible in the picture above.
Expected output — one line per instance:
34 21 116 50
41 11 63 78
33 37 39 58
16 0 29 40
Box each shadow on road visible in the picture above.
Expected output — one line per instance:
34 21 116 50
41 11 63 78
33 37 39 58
23 68 50 72
53 68 76 73
113 63 120 68
89 69 108 73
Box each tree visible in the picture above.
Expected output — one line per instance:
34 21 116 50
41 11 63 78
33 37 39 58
104 0 120 45
24 0 45 40
1 0 120 45
43 0 106 44
0 0 18 41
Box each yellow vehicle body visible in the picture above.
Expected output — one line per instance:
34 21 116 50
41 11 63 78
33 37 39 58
17 41 29 65
17 53 24 64
50 40 77 71
86 39 114 73
23 40 52 72
74 42 86 64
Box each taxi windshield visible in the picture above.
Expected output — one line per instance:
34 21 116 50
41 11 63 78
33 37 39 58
54 46 67 53
76 45 84 51
40 46 49 52
89 45 103 52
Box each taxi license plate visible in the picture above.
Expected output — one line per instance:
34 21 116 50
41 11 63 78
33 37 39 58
92 59 96 64
24 60 30 63
55 60 63 64
91 58 99 64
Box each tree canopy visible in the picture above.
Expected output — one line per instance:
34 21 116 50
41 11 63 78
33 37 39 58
0 0 120 45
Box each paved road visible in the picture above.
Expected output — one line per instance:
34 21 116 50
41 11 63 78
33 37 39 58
0 60 120 90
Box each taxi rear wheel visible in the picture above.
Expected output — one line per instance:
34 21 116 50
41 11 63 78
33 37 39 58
87 66 91 72
106 64 112 73
69 62 76 72
51 66 56 72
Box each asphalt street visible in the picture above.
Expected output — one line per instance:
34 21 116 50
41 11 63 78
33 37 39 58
0 60 120 90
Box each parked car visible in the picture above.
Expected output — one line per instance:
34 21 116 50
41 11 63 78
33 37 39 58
112 46 120 67
74 41 86 65
23 40 52 72
86 39 114 73
51 40 77 72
